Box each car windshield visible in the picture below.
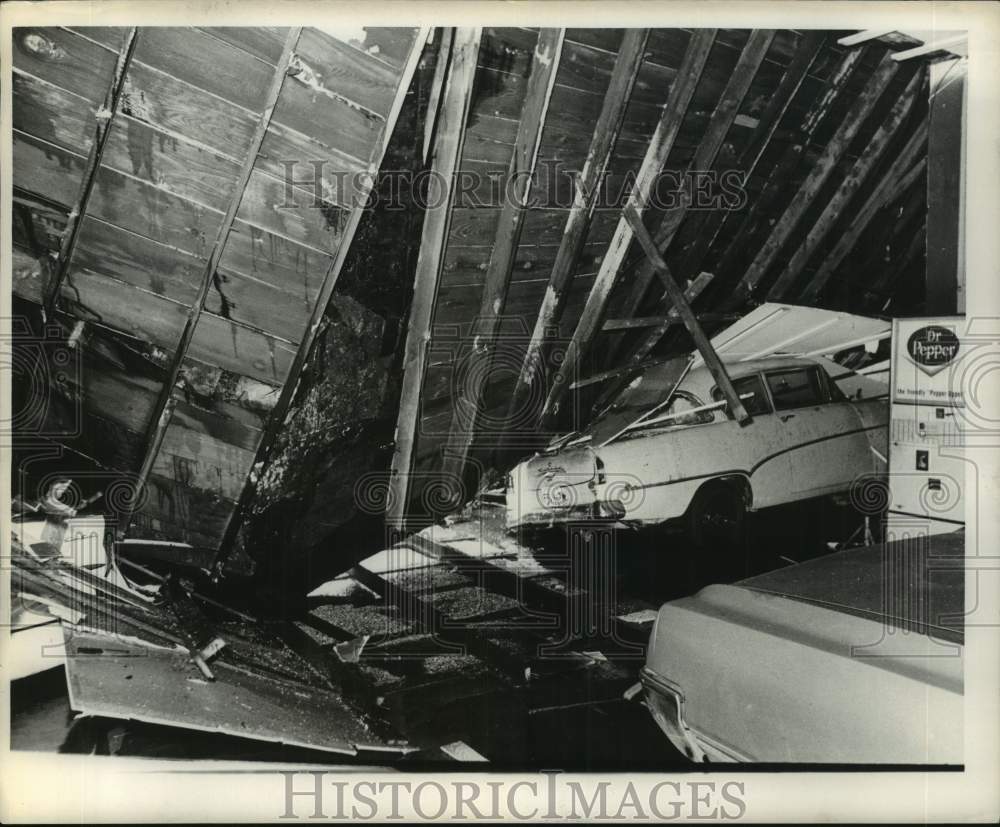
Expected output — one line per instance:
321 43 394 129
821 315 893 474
629 391 715 431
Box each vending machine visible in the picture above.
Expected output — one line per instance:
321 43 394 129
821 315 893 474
886 317 967 537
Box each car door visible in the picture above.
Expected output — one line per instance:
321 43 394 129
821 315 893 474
762 365 874 500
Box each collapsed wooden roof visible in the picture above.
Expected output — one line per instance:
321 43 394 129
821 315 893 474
10 26 940 559
388 27 932 525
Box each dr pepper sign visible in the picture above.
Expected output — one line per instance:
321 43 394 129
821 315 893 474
892 317 965 407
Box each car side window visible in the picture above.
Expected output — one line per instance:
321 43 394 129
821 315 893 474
711 375 771 417
662 390 715 426
765 368 826 411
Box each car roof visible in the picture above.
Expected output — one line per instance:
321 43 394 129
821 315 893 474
677 355 821 398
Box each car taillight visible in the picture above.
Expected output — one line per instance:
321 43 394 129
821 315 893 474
640 667 706 762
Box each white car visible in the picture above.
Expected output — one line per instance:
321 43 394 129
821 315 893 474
506 354 888 545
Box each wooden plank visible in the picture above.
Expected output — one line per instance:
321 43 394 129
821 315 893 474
504 28 650 444
87 165 224 257
424 28 454 165
219 220 334 302
537 29 717 429
12 195 67 255
132 27 275 113
386 27 481 530
349 27 422 70
725 50 901 308
121 61 257 159
67 27 131 52
442 242 607 288
613 31 777 331
12 27 117 104
12 70 96 155
271 75 386 168
13 131 88 207
70 216 205 303
100 116 244 213
767 67 924 300
12 244 49 304
187 313 297 386
798 122 928 303
204 267 311 344
198 27 290 64
601 272 715 331
171 399 262 454
234 168 348 255
556 39 676 106
177 359 280 432
132 474 236 550
622 204 748 423
257 122 369 210
151 420 257 500
440 29 564 483
59 269 189 349
294 27 402 117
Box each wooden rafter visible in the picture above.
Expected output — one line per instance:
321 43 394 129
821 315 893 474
45 27 138 314
536 29 717 431
724 49 902 310
622 205 749 423
594 33 829 408
797 119 928 303
767 66 925 300
126 28 304 538
440 29 565 485
423 28 454 166
610 30 777 349
502 28 650 443
385 27 482 532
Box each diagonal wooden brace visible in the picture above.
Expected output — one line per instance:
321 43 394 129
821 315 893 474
621 204 750 424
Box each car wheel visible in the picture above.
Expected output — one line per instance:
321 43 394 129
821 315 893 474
686 481 748 584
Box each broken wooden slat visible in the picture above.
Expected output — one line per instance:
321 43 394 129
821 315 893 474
384 28 482 531
537 29 717 430
767 67 925 300
724 49 901 309
612 30 776 341
798 123 928 303
439 29 565 488
622 204 749 423
503 28 649 448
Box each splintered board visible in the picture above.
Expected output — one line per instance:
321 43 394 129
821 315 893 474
10 26 424 553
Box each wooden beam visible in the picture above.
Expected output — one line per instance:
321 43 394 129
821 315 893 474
45 28 138 314
595 33 828 406
423 28 454 166
385 28 481 532
767 67 924 300
622 204 749 424
724 49 901 310
892 35 967 61
439 29 565 487
798 120 928 303
838 30 896 47
536 29 717 430
125 28 303 539
611 31 776 345
602 311 737 332
502 28 650 442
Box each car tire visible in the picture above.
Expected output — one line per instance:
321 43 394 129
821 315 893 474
686 480 748 584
